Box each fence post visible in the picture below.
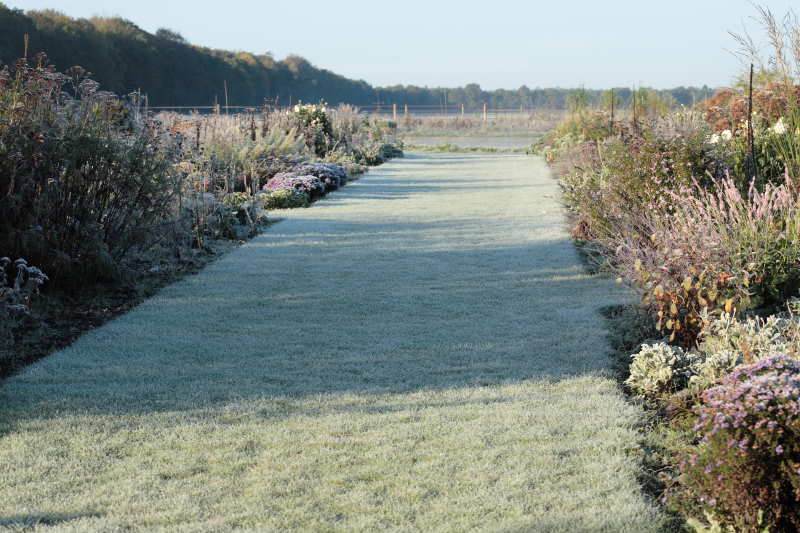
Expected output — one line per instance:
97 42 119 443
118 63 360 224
610 88 615 134
393 103 397 121
461 103 465 117
404 103 408 117
483 103 487 121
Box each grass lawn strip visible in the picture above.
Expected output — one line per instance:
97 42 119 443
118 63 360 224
0 153 668 531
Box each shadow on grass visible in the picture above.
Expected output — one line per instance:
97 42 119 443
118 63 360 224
598 303 687 533
0 512 103 528
0 151 613 420
0 235 619 422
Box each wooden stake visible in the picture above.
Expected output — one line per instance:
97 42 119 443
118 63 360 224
610 88 615 133
461 103 465 117
23 34 29 59
393 103 397 121
404 103 408 117
223 80 229 114
748 63 759 182
195 121 201 151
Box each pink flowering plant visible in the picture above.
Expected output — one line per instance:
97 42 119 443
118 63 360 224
293 162 348 191
609 174 800 346
263 173 326 199
667 354 800 532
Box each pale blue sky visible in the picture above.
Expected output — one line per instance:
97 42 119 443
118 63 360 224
6 0 797 89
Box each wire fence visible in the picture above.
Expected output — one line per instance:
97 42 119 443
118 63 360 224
146 103 563 120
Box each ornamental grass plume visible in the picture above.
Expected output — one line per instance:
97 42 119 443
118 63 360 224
609 172 800 346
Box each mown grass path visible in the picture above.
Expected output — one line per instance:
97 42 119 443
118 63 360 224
0 154 668 532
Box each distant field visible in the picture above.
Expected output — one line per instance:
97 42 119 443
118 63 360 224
394 111 564 139
401 136 538 150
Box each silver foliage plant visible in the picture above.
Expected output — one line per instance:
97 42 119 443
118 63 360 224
627 301 800 400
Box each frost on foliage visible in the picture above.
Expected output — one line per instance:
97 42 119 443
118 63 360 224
292 162 348 191
688 350 741 391
263 173 326 198
628 311 800 399
262 187 309 209
1 257 49 337
625 343 695 397
698 311 800 363
668 354 800 532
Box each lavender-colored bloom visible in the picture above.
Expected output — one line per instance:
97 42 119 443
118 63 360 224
264 172 325 199
292 162 348 192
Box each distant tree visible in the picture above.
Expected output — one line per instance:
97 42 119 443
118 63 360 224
601 89 622 112
464 83 482 107
568 87 590 113
155 27 186 43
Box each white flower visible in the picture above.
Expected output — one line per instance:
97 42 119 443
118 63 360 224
720 129 733 141
772 117 788 134
708 133 721 145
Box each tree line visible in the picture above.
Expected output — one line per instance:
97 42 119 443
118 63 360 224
0 4 714 109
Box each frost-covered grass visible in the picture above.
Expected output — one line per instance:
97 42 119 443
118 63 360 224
0 154 669 532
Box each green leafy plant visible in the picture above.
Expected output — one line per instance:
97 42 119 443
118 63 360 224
262 188 309 209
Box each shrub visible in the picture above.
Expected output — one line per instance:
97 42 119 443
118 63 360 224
353 142 404 166
698 312 800 364
548 110 617 143
261 188 309 209
710 127 795 191
687 350 742 392
624 309 800 401
625 341 750 401
1 257 47 370
0 56 181 286
291 103 334 156
559 127 714 243
0 257 48 315
219 192 266 232
264 172 326 199
377 142 404 160
343 162 369 177
292 162 348 192
667 355 800 532
701 84 800 135
625 343 695 398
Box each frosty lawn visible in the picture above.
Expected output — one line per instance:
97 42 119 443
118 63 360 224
0 153 669 531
